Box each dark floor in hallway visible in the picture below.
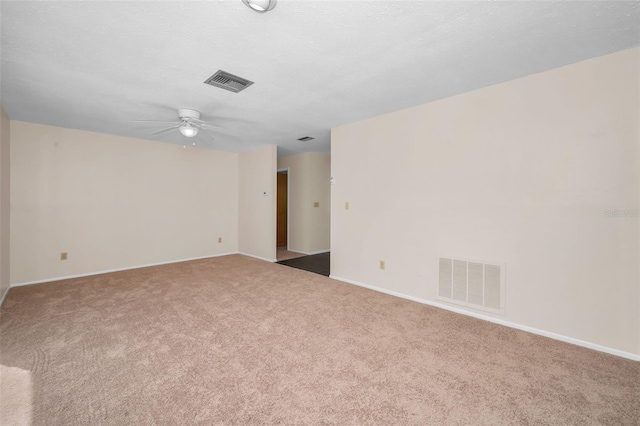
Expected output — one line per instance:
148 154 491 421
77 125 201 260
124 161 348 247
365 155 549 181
276 252 330 276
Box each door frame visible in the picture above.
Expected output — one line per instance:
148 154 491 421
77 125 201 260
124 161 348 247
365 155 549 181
277 167 290 250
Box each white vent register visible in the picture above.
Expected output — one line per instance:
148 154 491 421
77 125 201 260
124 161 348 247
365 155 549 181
204 70 254 93
437 257 505 315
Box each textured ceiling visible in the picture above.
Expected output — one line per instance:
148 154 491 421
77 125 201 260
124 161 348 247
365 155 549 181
1 1 639 157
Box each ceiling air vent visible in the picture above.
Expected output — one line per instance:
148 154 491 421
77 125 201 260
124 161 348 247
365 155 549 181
297 136 314 142
204 70 254 93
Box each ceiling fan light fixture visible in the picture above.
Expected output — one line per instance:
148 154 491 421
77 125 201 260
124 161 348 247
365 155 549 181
180 123 199 138
242 0 276 13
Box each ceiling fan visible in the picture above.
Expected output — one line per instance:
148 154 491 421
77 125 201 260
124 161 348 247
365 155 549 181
132 108 225 145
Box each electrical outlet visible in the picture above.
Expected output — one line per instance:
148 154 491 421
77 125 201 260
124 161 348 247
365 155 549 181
314 202 319 208
60 252 68 261
379 260 385 270
218 237 222 243
345 201 350 210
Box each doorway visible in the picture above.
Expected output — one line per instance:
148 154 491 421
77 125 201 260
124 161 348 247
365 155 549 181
276 168 307 262
277 170 288 247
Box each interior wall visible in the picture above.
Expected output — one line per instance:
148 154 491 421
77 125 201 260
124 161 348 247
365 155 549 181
278 152 331 254
11 121 239 284
331 47 639 356
239 144 277 261
0 105 10 299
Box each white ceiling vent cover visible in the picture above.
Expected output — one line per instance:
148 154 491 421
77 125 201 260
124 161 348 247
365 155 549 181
437 256 505 315
204 70 254 93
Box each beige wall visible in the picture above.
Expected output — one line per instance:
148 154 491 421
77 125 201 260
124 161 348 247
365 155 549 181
331 48 639 356
239 144 277 261
11 121 239 284
0 105 10 298
278 152 330 254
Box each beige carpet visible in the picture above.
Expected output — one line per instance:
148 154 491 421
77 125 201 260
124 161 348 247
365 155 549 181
1 254 638 425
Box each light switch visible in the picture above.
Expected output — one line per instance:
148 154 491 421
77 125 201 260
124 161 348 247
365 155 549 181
314 202 319 208
345 202 350 210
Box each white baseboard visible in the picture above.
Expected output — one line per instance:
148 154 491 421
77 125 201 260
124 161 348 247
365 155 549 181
0 285 10 308
238 252 277 263
329 275 640 362
11 252 238 288
306 249 330 255
285 249 306 255
286 249 330 256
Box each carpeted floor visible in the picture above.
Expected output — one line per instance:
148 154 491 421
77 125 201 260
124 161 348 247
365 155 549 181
1 254 638 425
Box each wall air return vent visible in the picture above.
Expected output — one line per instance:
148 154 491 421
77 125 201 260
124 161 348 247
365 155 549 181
204 70 254 93
297 136 314 142
437 256 505 315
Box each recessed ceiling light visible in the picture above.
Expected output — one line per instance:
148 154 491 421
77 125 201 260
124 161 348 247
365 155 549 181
242 0 277 13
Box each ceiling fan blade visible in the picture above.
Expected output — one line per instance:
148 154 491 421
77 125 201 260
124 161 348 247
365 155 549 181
199 122 224 129
190 118 229 130
132 119 180 125
201 131 216 144
148 125 180 136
